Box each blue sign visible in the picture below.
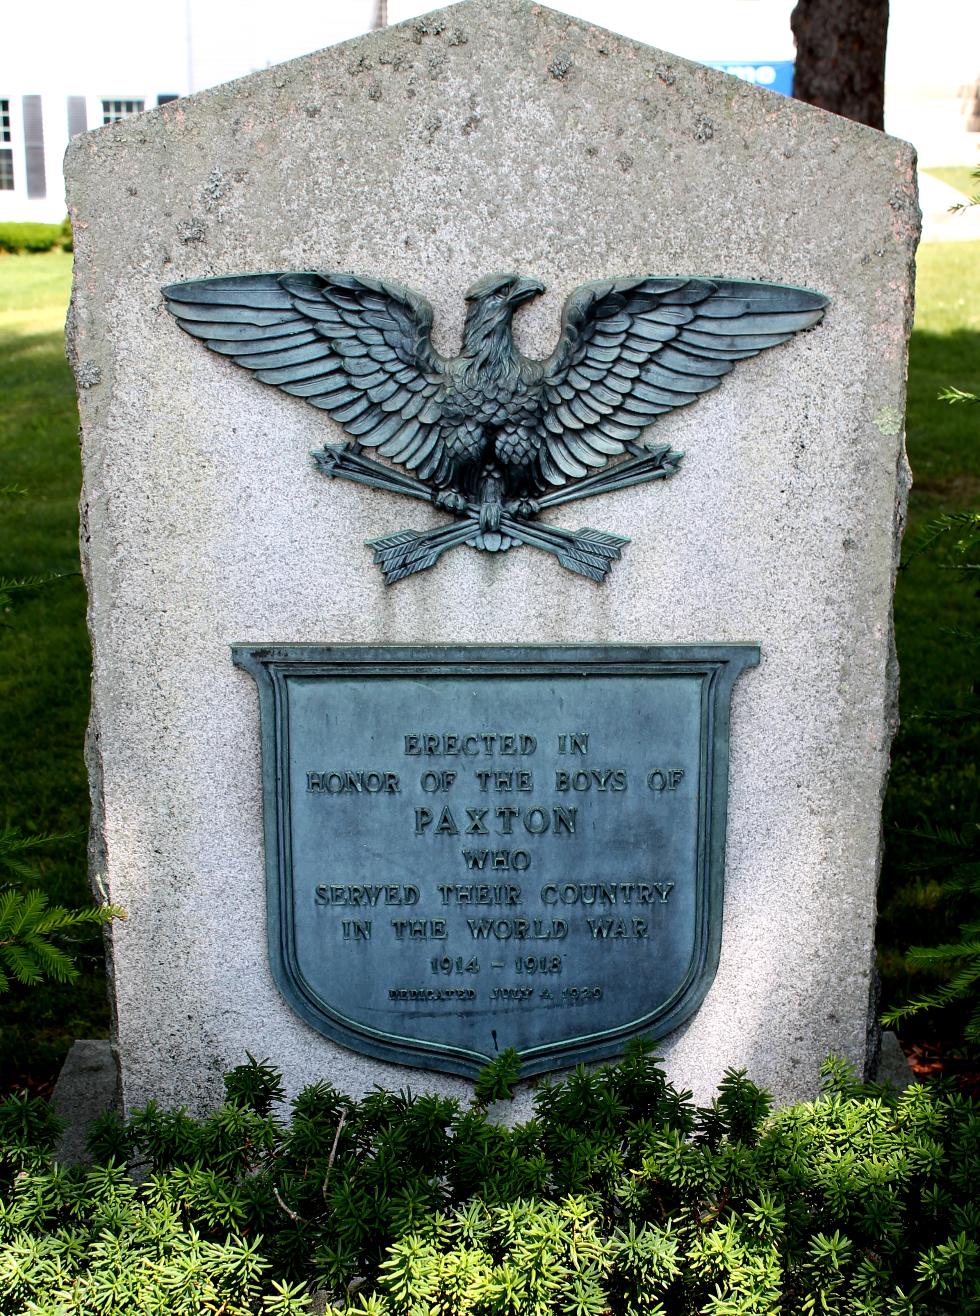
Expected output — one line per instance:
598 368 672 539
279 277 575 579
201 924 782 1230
707 60 794 97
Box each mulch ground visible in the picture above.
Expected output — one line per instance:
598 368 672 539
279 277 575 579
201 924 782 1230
902 1039 980 1099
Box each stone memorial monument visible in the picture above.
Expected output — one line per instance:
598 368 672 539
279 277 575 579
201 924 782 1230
66 0 918 1114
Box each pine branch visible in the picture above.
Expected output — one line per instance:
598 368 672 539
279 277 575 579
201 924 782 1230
937 385 979 405
1 942 47 985
0 573 67 594
948 166 980 215
903 939 980 965
938 625 980 648
0 890 125 993
0 570 76 620
880 958 980 1026
0 823 78 881
900 510 980 571
891 823 973 850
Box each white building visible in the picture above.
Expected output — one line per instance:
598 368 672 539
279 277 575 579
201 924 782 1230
1 0 387 223
1 0 975 224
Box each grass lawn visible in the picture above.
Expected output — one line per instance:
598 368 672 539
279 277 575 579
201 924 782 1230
877 241 980 1046
922 164 979 200
897 239 980 661
0 241 977 1090
0 250 106 1091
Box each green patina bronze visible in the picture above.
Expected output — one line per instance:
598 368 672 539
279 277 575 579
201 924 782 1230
232 644 759 1076
164 272 827 582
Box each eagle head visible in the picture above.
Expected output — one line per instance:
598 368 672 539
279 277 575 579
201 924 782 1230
461 274 545 360
464 272 545 308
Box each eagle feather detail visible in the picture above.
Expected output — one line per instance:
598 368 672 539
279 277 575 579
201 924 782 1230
162 271 828 507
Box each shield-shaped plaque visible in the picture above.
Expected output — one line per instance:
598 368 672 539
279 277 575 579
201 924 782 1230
233 645 758 1077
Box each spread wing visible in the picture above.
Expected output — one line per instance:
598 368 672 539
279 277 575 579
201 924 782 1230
536 277 828 486
162 272 450 474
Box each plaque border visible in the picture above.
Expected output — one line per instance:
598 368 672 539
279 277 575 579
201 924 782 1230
232 644 760 1078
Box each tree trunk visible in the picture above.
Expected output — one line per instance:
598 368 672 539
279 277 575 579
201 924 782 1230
790 0 889 129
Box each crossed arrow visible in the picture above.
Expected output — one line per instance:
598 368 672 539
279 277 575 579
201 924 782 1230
312 441 683 584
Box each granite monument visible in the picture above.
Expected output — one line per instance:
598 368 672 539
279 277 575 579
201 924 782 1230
66 0 918 1113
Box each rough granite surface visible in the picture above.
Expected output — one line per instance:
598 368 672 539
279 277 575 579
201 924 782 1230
65 0 918 1115
51 1040 117 1164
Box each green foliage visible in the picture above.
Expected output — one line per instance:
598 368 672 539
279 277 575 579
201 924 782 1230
0 888 121 993
0 480 66 620
471 1046 522 1106
0 223 67 255
900 508 980 573
880 806 980 1041
0 1053 978 1313
877 238 979 1057
882 932 980 1042
1 248 107 1089
937 385 978 406
946 164 980 216
0 825 73 882
0 571 66 620
224 1053 287 1116
0 1089 63 1163
923 165 980 203
881 501 979 1047
1 277 119 1081
0 767 121 1008
0 479 123 1001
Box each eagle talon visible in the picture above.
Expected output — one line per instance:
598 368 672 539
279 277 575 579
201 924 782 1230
435 490 468 514
506 497 540 519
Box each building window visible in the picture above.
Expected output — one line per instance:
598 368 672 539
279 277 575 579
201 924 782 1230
22 95 45 199
0 97 11 191
101 99 144 124
67 95 87 138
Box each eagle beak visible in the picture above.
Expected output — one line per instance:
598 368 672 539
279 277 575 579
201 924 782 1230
507 277 545 305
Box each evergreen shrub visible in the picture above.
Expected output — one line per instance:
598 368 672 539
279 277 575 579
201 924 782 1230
0 1046 978 1313
0 222 67 254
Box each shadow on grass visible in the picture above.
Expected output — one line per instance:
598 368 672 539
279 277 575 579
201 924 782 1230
905 328 980 499
877 324 978 1048
1 323 107 1092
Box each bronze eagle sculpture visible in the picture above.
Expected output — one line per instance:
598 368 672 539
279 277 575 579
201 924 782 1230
163 271 828 582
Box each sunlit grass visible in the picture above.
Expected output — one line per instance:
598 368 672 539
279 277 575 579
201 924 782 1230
880 238 979 1042
922 165 980 201
0 251 104 1089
